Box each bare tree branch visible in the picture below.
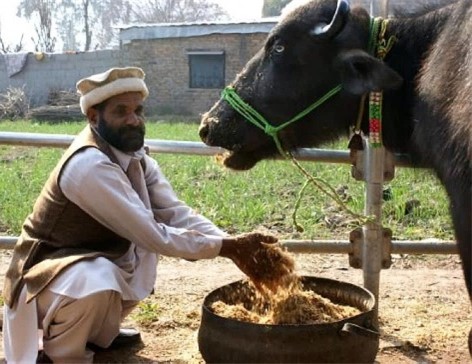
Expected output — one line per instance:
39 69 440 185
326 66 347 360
0 19 25 54
33 0 56 52
132 0 227 23
15 0 226 51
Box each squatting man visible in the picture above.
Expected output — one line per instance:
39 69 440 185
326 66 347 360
2 67 282 363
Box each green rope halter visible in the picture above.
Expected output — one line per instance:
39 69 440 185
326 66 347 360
222 85 342 155
222 82 367 225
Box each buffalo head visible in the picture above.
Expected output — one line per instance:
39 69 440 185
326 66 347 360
199 0 402 170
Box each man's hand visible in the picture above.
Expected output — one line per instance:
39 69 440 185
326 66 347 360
220 232 294 291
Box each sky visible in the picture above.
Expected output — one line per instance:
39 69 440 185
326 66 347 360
217 0 264 20
0 0 34 48
0 0 265 51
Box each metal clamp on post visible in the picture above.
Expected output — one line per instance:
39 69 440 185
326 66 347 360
350 137 395 182
349 227 392 269
349 136 394 272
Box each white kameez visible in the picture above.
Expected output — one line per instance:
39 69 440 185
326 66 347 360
4 144 226 362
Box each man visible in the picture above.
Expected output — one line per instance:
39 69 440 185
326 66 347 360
2 67 284 363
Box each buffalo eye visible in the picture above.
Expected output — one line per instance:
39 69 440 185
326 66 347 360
273 44 285 53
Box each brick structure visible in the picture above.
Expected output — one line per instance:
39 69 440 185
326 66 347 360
0 21 275 119
120 21 276 117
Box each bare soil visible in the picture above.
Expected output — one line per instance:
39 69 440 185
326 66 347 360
0 250 470 363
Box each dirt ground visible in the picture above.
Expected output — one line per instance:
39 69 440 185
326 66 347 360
0 250 470 363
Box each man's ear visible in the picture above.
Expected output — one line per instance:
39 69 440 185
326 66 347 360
87 108 98 127
335 49 403 95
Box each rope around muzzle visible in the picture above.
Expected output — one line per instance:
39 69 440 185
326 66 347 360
222 85 343 155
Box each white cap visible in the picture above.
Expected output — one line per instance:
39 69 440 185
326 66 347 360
76 67 149 114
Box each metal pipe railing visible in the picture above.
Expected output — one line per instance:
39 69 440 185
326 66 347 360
281 239 457 255
0 131 413 166
0 236 457 254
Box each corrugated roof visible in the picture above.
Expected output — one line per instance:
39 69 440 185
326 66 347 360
118 0 455 44
119 19 278 44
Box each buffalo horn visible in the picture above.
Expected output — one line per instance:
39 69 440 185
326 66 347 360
311 0 350 38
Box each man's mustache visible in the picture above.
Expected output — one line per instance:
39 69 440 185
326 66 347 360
120 125 145 135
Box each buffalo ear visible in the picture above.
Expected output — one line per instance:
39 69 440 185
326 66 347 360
335 49 403 95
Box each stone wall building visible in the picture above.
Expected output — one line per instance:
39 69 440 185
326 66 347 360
119 20 276 116
0 20 276 118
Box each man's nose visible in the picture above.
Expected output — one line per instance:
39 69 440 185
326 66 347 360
126 113 141 126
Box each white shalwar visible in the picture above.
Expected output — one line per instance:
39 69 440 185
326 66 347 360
4 145 226 363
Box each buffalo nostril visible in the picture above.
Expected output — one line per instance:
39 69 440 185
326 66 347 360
199 123 209 141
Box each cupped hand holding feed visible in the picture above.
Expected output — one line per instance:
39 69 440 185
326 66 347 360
220 232 295 291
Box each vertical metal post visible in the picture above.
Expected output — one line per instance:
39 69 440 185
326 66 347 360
362 143 385 327
369 0 388 17
363 0 390 328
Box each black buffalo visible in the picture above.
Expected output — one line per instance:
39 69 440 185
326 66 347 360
199 0 471 351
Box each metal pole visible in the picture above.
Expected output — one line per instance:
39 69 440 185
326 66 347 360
281 239 458 255
364 0 390 328
370 0 389 17
362 142 386 326
0 131 414 167
0 236 458 253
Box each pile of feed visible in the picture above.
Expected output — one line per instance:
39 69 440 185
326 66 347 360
211 245 361 325
242 242 296 292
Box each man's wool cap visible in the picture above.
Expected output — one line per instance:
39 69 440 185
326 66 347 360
76 67 149 114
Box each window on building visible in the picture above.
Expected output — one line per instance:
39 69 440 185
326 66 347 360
188 51 225 89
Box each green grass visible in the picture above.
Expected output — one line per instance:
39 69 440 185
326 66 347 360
0 120 453 241
132 298 162 327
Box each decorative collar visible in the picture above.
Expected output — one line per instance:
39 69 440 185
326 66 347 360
350 17 397 150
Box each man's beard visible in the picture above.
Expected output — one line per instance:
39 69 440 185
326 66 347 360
96 116 146 153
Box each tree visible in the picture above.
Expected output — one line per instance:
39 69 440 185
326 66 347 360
32 0 56 52
74 0 133 50
0 20 25 54
17 0 132 51
262 0 292 17
56 8 79 51
17 0 56 52
131 0 227 23
16 0 226 51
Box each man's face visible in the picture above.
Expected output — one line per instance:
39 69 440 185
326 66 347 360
91 92 146 152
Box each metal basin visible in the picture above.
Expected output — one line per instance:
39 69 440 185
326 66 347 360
198 276 379 363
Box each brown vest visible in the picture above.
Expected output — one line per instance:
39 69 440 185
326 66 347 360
4 125 132 307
